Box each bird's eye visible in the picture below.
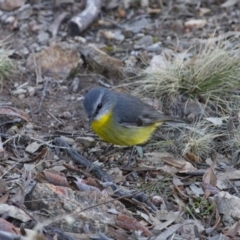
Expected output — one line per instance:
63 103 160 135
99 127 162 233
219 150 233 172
97 103 102 109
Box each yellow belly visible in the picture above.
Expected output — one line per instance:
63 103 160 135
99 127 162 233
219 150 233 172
91 112 161 146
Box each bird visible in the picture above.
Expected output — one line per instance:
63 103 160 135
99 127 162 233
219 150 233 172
83 87 187 146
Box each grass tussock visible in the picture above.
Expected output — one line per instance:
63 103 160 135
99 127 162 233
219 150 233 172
130 39 240 107
178 122 219 159
227 125 240 162
124 37 240 161
0 41 15 85
152 121 220 160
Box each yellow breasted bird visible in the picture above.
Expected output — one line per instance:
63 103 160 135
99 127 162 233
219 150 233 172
83 87 186 146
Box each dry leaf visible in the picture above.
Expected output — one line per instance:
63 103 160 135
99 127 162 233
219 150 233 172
115 213 153 237
202 160 220 196
39 171 69 187
0 106 30 122
0 218 19 234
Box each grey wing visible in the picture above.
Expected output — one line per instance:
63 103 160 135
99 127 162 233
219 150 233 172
113 93 187 127
113 93 164 127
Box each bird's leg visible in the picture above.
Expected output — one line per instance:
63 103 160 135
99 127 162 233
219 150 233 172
122 146 136 168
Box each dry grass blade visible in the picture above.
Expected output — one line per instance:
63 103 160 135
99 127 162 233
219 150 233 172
131 57 187 100
187 44 240 98
0 40 15 86
227 125 240 162
178 122 219 159
151 121 221 160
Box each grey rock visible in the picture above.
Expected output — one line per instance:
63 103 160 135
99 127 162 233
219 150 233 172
17 4 33 20
75 137 96 148
145 41 162 52
134 35 153 49
37 31 49 44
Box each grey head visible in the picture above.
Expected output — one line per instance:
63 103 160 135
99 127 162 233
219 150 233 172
83 87 116 124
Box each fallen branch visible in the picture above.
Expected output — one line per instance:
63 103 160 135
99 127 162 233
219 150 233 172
68 0 101 36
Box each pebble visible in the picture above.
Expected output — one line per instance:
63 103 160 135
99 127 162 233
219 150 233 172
27 86 35 96
72 143 84 152
76 137 95 148
0 12 11 22
61 86 68 92
53 155 59 160
5 15 15 23
25 123 33 130
71 77 80 93
74 36 87 44
145 41 162 52
60 136 75 145
37 31 49 44
20 47 29 56
18 94 25 99
134 35 153 49
30 43 41 52
26 142 41 153
114 30 125 41
62 111 72 119
17 4 33 20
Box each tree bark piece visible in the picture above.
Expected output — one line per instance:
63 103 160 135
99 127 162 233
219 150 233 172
68 0 101 36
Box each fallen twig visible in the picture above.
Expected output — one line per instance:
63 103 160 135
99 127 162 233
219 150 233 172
68 0 101 36
36 78 49 114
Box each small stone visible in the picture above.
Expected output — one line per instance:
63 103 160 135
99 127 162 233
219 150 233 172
30 43 41 51
145 41 162 52
61 86 68 91
26 142 42 153
17 4 33 20
75 137 95 148
0 0 25 11
5 15 15 23
134 35 153 49
29 20 42 32
71 77 80 93
60 136 75 145
19 22 28 31
37 31 49 44
72 142 84 152
0 13 9 22
20 47 29 56
74 36 86 44
27 86 35 96
53 155 59 160
62 111 72 119
18 94 25 99
25 123 33 130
